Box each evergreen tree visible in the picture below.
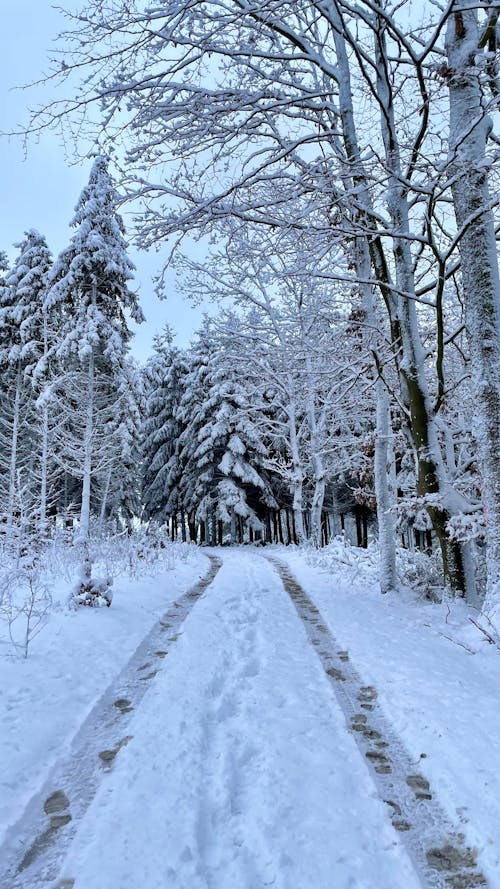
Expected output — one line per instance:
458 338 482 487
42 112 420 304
44 155 144 547
176 324 273 543
102 356 144 528
142 329 189 530
0 232 52 533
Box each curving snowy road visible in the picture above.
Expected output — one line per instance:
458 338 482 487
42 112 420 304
2 549 490 889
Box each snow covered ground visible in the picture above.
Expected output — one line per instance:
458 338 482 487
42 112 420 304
283 544 500 886
1 543 499 888
0 543 209 853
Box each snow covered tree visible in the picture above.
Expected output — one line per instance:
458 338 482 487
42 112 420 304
0 231 52 535
44 155 144 552
142 330 189 532
162 321 275 544
445 3 500 621
194 335 274 543
98 356 144 529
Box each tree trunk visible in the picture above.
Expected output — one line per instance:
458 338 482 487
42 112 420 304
310 475 326 547
374 380 397 592
78 350 94 542
7 362 22 535
39 400 50 537
355 509 363 548
99 466 112 531
285 395 305 544
188 514 197 542
446 5 500 616
278 511 284 544
362 512 368 550
265 510 272 544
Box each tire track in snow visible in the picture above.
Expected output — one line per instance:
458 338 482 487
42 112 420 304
0 555 222 889
266 556 488 889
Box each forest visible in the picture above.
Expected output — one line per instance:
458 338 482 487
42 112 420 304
2 0 499 614
2 3 500 887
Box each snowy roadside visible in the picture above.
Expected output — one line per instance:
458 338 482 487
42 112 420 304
0 545 209 849
280 544 500 886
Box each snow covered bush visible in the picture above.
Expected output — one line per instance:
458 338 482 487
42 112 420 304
305 533 452 602
69 552 113 609
77 527 192 585
397 548 446 602
0 553 52 658
306 535 380 591
70 571 113 609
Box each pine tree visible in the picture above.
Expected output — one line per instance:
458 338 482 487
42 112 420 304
142 329 189 532
0 232 52 534
44 156 144 584
102 357 144 528
175 324 273 543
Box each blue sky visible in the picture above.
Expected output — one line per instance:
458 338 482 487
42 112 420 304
0 2 206 360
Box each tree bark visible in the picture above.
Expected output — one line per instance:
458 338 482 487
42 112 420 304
79 349 94 542
7 361 22 534
446 4 500 616
375 380 397 591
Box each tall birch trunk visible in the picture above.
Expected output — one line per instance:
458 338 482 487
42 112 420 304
374 379 397 592
79 349 95 542
446 5 500 617
288 401 305 543
304 358 326 547
38 313 50 537
39 401 49 536
99 465 112 531
7 361 22 535
310 471 326 548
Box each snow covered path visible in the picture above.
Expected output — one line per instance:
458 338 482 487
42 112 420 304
0 555 222 889
267 556 487 889
2 549 491 889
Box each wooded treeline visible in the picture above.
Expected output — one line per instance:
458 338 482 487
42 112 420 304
0 157 144 549
5 1 500 614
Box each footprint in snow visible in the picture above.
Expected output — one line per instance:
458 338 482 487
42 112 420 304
98 735 133 767
18 793 72 872
406 774 433 801
113 698 133 713
139 670 158 681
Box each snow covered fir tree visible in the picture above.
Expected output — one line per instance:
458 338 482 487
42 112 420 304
4 3 500 886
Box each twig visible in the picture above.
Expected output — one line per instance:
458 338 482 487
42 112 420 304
468 616 500 649
438 632 475 654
